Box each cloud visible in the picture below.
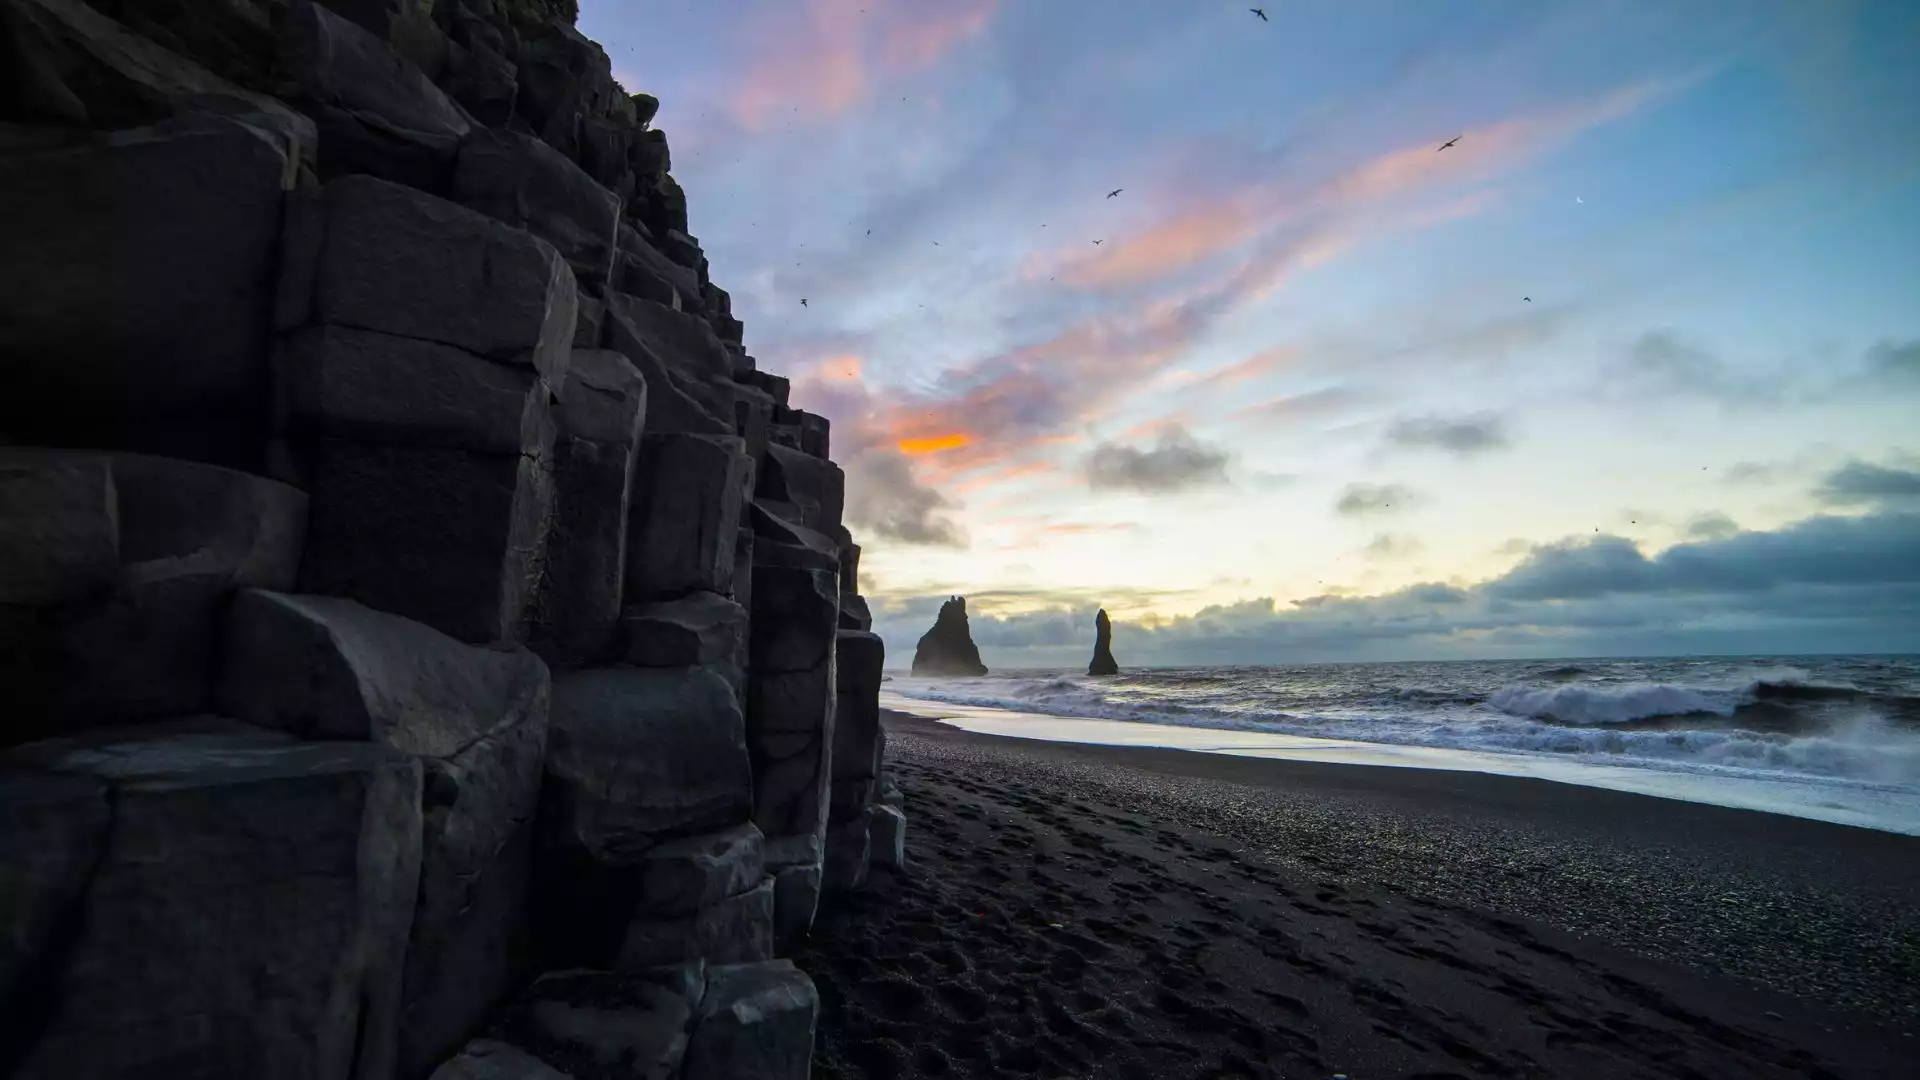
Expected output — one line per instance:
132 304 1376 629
1866 340 1920 384
1815 460 1920 507
1686 512 1742 540
870 510 1920 663
1034 72 1698 296
1084 424 1230 494
1385 412 1510 455
1335 482 1419 516
1228 386 1366 426
728 0 998 130
1363 533 1424 559
1617 331 1775 403
843 447 968 546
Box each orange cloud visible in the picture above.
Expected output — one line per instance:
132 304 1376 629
729 0 998 130
898 433 972 455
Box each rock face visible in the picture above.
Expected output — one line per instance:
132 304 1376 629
911 595 989 676
1089 608 1120 676
0 0 897 1075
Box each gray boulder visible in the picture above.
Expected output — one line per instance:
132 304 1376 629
622 591 747 674
543 666 752 862
614 223 698 310
749 561 840 674
625 433 752 602
632 823 766 918
832 630 886 787
296 174 577 393
573 295 606 350
532 349 647 665
427 1039 573 1080
1 0 313 147
823 815 870 894
5 721 422 1080
1 451 306 743
275 324 550 455
758 444 845 532
762 834 823 953
0 452 119 606
278 0 471 189
454 129 622 295
298 438 555 644
0 112 297 466
602 294 731 435
0 769 110 1034
682 961 818 1080
869 803 908 870
214 589 553 1078
839 593 873 632
492 965 706 1080
618 876 774 970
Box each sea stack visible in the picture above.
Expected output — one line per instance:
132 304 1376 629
1088 608 1120 676
911 596 989 676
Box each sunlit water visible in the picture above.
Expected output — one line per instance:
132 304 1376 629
883 656 1920 834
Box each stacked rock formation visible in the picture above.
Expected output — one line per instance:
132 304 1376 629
910 595 990 676
0 1 904 1078
1088 608 1120 676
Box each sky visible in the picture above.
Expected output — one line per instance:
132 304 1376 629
579 0 1920 667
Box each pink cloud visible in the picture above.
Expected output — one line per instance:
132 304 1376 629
729 0 998 131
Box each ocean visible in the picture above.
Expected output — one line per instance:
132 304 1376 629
881 655 1920 833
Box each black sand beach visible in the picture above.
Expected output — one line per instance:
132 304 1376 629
801 710 1920 1079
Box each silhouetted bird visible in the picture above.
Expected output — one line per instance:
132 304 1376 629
1092 239 1103 245
1523 297 1532 302
1438 135 1461 151
1251 7 1268 21
800 298 808 307
1108 188 1123 199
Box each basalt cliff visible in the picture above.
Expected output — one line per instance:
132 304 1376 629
0 1 902 1077
911 596 988 677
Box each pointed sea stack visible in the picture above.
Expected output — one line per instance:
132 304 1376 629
911 596 989 676
1088 608 1120 676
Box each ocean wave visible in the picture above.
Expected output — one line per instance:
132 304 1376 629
885 660 1920 787
1489 683 1734 725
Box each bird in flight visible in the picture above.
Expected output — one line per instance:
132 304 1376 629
1437 135 1461 151
1250 7 1268 21
1092 239 1103 245
866 229 871 235
1107 188 1123 199
1522 296 1532 302
800 298 808 307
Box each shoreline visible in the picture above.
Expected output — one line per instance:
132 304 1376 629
804 709 1919 1079
879 689 1920 836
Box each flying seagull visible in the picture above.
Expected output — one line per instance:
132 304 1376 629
1092 239 1103 245
1523 296 1532 302
1437 135 1461 151
1107 188 1123 199
1251 7 1268 21
800 298 808 307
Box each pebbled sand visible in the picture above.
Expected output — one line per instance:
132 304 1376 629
799 710 1919 1080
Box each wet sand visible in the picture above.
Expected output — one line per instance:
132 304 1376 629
800 710 1919 1079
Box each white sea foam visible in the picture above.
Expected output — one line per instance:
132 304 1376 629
884 658 1920 789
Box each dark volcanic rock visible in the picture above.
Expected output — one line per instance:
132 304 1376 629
0 112 297 466
278 0 471 190
5 721 423 1080
1089 607 1120 676
453 127 622 294
625 433 751 603
682 960 817 1080
216 589 552 1079
531 348 647 665
1 450 307 744
911 595 988 676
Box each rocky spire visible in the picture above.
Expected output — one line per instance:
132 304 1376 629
910 595 988 676
1088 608 1120 676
